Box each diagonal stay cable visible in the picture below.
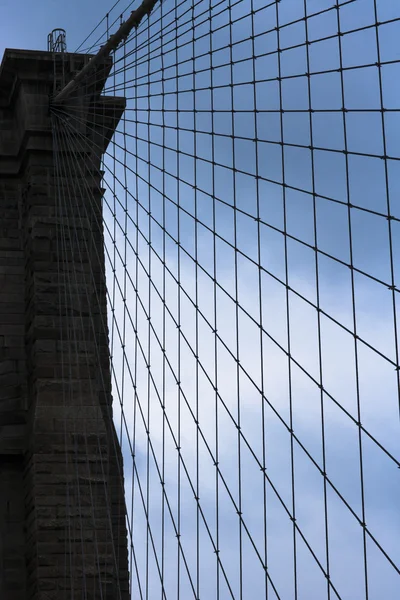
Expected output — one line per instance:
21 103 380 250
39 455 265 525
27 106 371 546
53 117 125 599
54 117 169 600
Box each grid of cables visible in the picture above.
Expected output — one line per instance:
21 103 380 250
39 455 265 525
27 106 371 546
51 0 400 598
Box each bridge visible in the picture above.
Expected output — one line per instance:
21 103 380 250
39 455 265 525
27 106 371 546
0 0 399 598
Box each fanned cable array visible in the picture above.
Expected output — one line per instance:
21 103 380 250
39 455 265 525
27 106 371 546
51 0 400 597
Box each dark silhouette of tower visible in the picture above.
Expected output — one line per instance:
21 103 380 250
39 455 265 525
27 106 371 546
0 48 129 599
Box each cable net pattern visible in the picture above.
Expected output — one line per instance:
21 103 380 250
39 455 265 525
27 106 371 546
53 0 400 598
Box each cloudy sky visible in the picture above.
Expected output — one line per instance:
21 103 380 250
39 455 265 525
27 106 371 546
2 0 400 598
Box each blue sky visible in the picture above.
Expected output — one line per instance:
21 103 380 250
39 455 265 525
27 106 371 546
2 0 400 598
100 1 400 598
0 0 150 60
0 0 115 56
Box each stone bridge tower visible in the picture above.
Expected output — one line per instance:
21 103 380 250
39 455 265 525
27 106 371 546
0 48 129 599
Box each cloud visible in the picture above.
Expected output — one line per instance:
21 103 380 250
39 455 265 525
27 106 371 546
105 229 400 599
95 0 400 597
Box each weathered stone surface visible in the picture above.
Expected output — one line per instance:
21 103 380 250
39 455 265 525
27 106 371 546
0 48 129 599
